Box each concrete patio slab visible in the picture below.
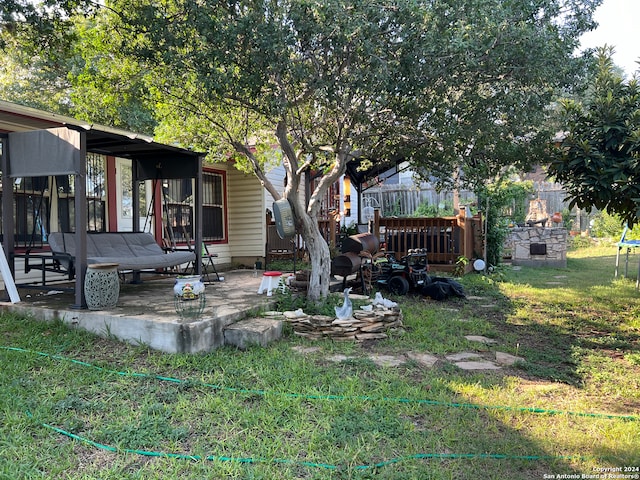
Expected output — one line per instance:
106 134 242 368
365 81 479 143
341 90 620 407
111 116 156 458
1 270 277 353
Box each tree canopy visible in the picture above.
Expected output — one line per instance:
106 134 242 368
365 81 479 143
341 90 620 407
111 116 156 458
548 47 640 227
1 0 602 299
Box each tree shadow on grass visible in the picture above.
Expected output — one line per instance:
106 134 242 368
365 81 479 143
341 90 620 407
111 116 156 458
456 258 640 392
311 358 593 479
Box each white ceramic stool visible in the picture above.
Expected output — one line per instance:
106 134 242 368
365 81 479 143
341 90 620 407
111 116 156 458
257 271 282 296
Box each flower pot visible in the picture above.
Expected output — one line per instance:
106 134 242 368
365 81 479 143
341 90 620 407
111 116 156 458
174 275 206 320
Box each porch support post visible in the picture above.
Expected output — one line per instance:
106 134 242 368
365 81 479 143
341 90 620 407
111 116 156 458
1 134 15 277
73 132 88 309
355 179 365 225
132 159 140 232
194 156 203 276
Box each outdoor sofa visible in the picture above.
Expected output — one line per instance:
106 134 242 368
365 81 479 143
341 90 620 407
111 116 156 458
45 231 195 278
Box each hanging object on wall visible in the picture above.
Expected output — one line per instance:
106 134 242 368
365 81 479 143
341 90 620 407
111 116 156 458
273 199 295 239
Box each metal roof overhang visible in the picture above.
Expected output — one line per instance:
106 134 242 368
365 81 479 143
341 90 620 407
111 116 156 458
345 155 407 192
0 100 201 169
83 128 200 164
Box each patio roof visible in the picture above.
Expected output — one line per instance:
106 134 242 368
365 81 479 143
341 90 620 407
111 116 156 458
0 100 201 176
346 155 409 192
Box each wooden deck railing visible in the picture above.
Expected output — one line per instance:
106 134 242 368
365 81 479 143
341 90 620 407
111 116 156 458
315 212 483 274
374 212 483 273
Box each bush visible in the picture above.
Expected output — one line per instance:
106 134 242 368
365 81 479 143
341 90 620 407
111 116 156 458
569 234 593 249
590 211 624 238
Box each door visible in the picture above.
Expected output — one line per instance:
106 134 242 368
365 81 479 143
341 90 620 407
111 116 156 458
115 158 150 232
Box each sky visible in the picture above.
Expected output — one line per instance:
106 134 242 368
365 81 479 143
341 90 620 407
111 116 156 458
578 0 640 76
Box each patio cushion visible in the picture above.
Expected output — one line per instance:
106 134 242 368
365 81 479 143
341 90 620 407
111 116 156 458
48 232 195 271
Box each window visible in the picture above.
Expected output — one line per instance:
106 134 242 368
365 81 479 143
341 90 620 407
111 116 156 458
12 176 50 248
203 171 225 241
163 170 226 244
163 178 192 243
57 153 106 233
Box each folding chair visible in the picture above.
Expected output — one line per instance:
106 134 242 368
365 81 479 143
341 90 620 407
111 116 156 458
200 242 221 283
183 236 221 283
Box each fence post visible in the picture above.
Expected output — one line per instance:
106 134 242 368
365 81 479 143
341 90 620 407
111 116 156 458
373 209 381 245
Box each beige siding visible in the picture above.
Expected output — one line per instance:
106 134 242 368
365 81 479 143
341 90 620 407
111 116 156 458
226 166 266 263
264 163 308 210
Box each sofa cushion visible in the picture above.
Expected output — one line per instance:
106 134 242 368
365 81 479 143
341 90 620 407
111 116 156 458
48 232 195 271
89 233 134 258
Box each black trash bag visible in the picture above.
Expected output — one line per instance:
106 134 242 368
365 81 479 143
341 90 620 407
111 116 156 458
420 276 466 301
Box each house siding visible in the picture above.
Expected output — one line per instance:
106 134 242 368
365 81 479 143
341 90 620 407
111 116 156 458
263 163 308 213
226 166 266 265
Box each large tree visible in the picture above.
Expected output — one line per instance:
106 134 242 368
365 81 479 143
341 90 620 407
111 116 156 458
548 47 640 227
2 0 601 300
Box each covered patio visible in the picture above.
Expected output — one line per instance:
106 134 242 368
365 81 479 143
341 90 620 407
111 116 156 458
1 118 208 309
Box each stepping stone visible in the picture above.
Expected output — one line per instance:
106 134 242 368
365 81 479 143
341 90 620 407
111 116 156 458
224 318 283 350
367 354 406 367
464 335 497 344
291 346 321 354
326 354 353 362
466 296 488 301
454 360 502 370
495 351 525 366
545 281 564 285
553 275 567 279
405 351 438 368
445 352 482 362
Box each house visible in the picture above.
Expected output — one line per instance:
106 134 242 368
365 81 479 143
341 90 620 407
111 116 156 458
0 100 266 306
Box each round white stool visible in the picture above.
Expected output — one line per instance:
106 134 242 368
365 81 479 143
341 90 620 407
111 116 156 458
257 271 282 296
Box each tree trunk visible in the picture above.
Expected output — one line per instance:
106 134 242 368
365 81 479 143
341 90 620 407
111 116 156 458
299 214 331 302
274 122 349 302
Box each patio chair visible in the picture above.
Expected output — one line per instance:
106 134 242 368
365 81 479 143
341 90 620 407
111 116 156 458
182 237 222 283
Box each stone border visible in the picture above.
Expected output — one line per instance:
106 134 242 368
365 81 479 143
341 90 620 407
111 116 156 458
281 306 403 341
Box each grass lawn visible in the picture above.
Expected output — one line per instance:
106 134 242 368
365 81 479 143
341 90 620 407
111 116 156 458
1 245 639 479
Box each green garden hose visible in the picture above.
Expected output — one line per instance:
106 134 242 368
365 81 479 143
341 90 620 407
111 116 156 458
4 345 634 469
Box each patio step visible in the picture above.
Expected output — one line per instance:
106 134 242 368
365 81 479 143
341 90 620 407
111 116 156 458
223 317 283 350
